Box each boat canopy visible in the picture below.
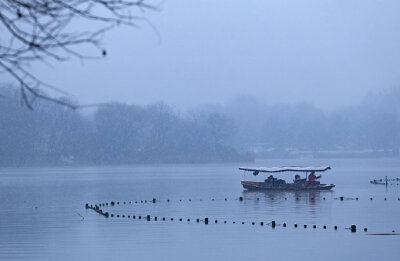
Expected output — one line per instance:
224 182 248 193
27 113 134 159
238 166 331 175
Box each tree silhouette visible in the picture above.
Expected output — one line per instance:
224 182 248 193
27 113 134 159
0 0 157 109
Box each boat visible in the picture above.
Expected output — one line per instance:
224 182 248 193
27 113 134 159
370 179 386 185
238 166 335 191
370 177 399 185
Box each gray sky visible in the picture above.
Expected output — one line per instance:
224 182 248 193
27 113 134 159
30 0 400 110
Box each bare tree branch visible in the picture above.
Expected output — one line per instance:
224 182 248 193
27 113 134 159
0 0 159 109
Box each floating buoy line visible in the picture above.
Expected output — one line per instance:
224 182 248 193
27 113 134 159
84 196 400 235
85 196 400 205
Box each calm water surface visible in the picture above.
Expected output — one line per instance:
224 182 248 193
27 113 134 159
1 158 400 260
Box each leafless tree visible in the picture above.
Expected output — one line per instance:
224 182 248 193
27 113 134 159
0 0 157 109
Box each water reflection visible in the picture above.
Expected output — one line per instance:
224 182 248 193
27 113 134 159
1 160 400 260
241 190 335 217
242 189 333 201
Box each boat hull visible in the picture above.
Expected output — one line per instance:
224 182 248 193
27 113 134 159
241 181 335 191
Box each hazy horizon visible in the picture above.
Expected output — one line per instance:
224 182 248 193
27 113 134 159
2 0 400 111
1 1 400 259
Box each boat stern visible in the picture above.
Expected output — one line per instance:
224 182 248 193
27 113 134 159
241 180 263 190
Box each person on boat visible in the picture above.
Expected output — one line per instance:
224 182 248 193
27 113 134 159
308 171 321 185
294 174 307 184
265 175 275 184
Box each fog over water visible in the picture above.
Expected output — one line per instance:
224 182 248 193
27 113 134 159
19 0 400 110
1 159 400 260
1 1 400 260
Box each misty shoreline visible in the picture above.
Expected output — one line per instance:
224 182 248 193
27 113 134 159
1 86 400 168
1 153 398 168
254 149 399 159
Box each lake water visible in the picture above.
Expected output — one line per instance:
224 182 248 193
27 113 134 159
1 158 399 260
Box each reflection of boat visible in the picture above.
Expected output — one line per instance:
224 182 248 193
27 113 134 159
239 166 335 191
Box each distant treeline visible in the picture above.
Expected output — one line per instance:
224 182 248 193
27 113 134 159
0 87 252 166
1 86 400 166
225 88 400 156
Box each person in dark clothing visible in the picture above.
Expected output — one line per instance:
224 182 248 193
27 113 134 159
265 175 275 184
